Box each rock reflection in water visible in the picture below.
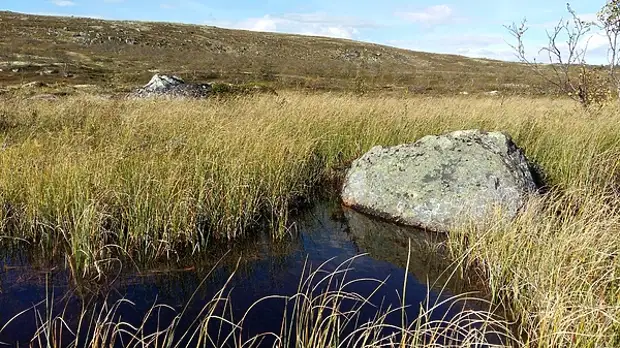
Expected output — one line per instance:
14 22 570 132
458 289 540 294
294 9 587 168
341 206 476 295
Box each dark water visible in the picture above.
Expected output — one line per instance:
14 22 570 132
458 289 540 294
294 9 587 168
0 201 507 347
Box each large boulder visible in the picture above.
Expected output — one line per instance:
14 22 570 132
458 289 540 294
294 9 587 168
130 74 213 99
341 129 540 232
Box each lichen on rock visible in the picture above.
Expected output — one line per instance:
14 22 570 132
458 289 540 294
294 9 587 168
341 129 541 232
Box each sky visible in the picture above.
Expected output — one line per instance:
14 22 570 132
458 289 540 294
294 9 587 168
0 0 610 64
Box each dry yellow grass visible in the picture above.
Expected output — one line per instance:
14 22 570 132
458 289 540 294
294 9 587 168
0 92 619 346
0 11 542 95
9 256 515 347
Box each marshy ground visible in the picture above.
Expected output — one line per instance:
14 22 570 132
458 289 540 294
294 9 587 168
0 92 619 346
1 9 620 348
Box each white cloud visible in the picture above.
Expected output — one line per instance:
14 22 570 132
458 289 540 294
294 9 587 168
160 4 175 9
455 47 519 61
388 33 541 62
533 12 600 30
397 5 453 25
322 27 356 39
30 11 103 19
281 13 377 28
238 16 278 32
50 0 75 6
578 13 599 23
516 18 609 64
386 28 612 64
389 34 503 53
584 32 608 52
212 13 371 40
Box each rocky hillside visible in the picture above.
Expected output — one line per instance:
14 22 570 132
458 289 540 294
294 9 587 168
0 11 540 94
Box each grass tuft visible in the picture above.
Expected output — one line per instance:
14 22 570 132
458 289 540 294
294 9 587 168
2 255 512 347
1 92 619 346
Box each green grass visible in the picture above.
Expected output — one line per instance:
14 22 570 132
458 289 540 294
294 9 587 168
1 92 619 346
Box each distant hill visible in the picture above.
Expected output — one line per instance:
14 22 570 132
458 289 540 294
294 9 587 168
0 11 541 94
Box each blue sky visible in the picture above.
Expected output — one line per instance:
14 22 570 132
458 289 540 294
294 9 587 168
1 0 608 63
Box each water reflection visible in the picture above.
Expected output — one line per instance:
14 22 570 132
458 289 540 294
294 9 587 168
341 206 482 295
0 201 506 346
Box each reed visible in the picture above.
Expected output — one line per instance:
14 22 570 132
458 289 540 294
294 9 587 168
1 255 512 347
1 92 619 346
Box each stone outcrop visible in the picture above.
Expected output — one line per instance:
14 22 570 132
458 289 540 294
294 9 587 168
130 74 213 99
341 129 540 232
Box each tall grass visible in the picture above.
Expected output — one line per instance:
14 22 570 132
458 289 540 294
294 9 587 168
2 255 512 347
1 93 619 346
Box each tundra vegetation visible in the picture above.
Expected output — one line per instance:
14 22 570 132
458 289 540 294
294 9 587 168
1 94 619 347
0 2 619 348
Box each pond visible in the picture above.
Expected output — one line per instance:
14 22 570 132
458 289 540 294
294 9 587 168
0 201 509 347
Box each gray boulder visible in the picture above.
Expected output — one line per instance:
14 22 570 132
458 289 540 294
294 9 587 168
341 129 540 232
130 74 213 99
143 74 185 92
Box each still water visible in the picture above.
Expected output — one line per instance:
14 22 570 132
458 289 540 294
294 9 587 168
0 201 507 347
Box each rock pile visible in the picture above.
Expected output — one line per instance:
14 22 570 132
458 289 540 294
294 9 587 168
130 74 213 99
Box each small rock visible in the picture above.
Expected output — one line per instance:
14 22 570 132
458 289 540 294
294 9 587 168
484 90 500 96
341 50 361 61
129 74 213 99
27 94 58 101
40 68 58 75
21 81 48 88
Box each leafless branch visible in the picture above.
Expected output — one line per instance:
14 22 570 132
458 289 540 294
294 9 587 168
505 3 594 107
